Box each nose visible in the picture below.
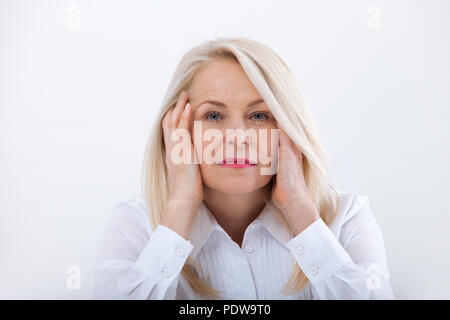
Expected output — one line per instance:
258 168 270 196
222 121 251 164
224 121 250 146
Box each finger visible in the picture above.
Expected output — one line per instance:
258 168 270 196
162 106 173 129
278 124 304 164
288 134 304 165
162 107 174 144
287 135 304 170
178 102 192 131
171 91 189 127
278 125 292 149
296 149 304 167
175 102 193 164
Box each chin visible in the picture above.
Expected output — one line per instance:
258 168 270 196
204 177 268 194
212 185 257 194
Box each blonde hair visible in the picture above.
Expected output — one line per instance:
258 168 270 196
141 37 340 299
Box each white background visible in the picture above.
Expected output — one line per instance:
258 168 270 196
1 0 449 299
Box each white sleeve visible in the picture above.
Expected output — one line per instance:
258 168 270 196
285 196 395 300
93 201 193 300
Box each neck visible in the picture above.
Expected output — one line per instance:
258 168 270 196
202 181 273 247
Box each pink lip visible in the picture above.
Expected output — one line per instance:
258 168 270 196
220 158 257 168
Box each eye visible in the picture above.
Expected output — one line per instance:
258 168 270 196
251 112 270 121
203 111 271 122
203 111 223 122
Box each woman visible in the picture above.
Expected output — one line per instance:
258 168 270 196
93 37 395 299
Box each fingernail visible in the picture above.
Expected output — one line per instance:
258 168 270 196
185 103 190 111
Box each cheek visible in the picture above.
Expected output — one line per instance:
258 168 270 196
199 162 210 176
201 133 224 161
198 163 221 188
255 128 277 158
192 124 277 163
200 162 273 192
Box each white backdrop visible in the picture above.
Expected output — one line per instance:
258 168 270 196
1 0 449 299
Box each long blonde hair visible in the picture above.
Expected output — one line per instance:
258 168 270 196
141 37 340 299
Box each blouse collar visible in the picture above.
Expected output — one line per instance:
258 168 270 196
188 198 294 260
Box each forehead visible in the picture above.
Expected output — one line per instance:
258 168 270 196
190 59 261 103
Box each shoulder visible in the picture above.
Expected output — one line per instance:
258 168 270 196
94 195 154 265
330 187 380 240
334 187 371 222
106 194 153 235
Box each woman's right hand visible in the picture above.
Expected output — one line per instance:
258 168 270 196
161 90 203 239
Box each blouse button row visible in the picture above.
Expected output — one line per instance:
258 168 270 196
294 245 319 275
163 269 172 278
244 245 254 253
311 265 319 275
175 247 185 257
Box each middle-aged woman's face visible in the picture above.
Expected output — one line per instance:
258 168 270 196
187 59 278 194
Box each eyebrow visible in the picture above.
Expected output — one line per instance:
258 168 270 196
197 98 265 109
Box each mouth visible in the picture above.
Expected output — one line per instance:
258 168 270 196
220 158 257 168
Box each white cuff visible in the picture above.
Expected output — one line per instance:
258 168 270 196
285 218 352 286
134 224 194 283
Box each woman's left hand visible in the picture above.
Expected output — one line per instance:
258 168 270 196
271 124 321 236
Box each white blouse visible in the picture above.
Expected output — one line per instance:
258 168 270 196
93 189 395 300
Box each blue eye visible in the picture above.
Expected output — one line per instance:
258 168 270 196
203 111 271 122
204 111 222 122
251 112 269 121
